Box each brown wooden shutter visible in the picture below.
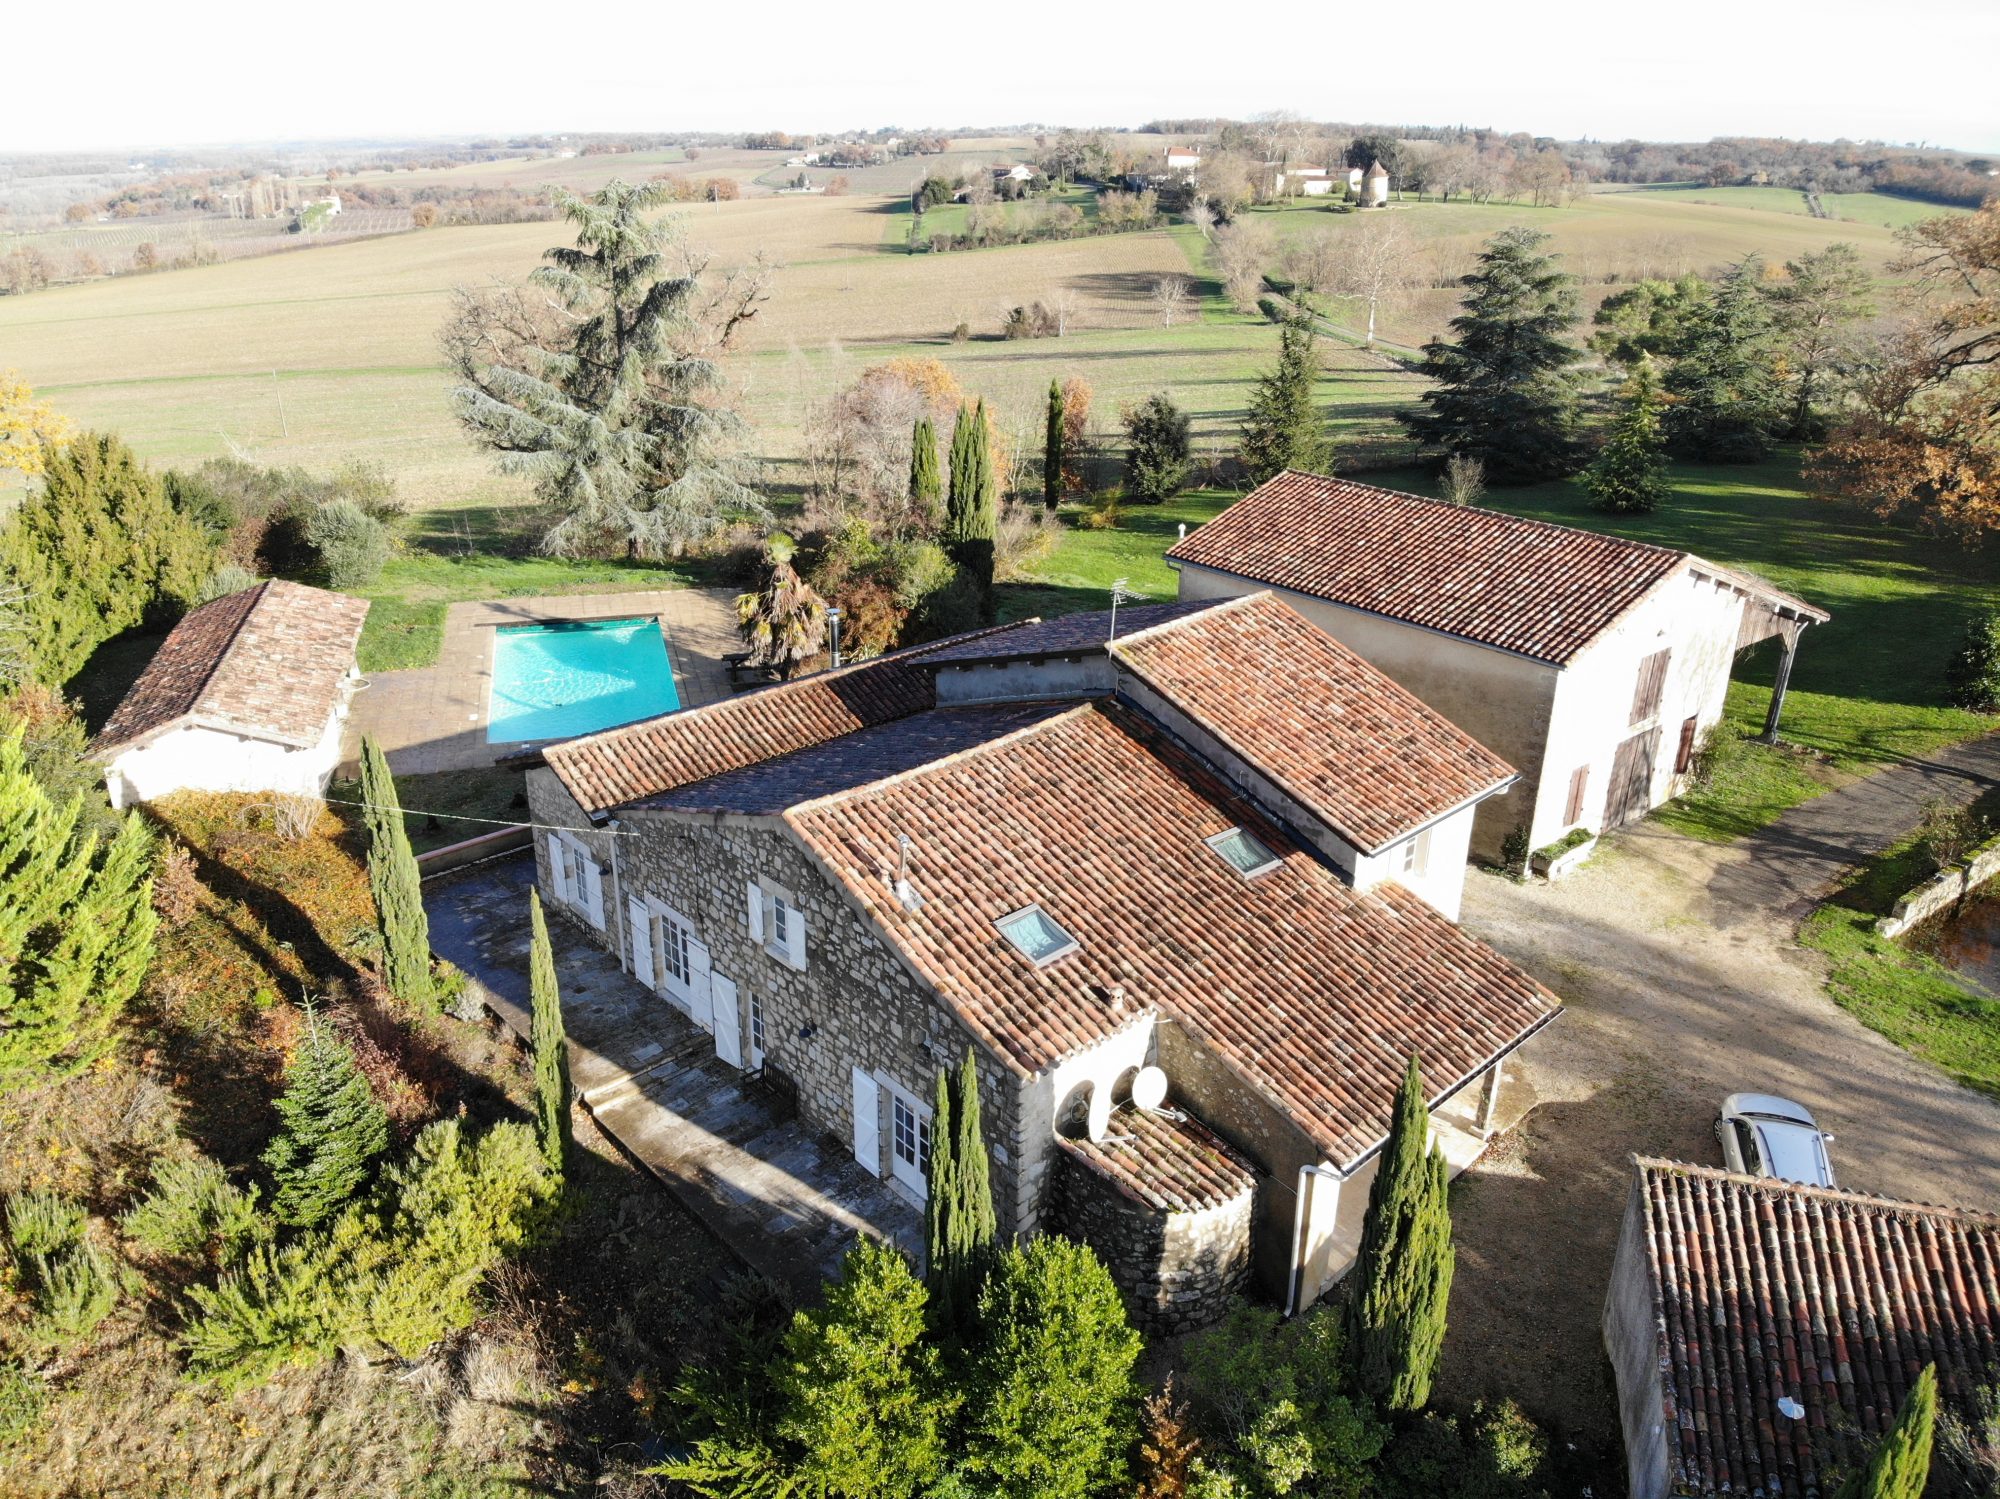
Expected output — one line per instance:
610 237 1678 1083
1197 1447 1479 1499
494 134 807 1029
1675 715 1699 774
1631 649 1671 725
1564 765 1589 825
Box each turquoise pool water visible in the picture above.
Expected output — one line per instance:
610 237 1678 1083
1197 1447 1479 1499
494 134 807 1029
486 617 680 744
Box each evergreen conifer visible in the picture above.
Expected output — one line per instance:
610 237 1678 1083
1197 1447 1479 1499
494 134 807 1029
924 1047 996 1333
528 889 569 1177
1663 257 1783 461
1585 360 1671 514
359 736 434 1011
909 414 942 525
1845 1364 1937 1499
1238 317 1331 482
263 1007 389 1228
944 402 997 616
1044 379 1066 510
1345 1053 1454 1412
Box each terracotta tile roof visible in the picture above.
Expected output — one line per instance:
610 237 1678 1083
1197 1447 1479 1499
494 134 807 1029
545 622 1038 816
1630 1157 2000 1498
786 701 1559 1164
1168 471 1693 665
917 600 1222 666
1108 593 1516 852
1057 1106 1258 1213
92 580 368 754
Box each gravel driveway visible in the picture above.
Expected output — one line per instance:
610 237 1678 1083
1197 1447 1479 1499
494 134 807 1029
1437 801 2000 1442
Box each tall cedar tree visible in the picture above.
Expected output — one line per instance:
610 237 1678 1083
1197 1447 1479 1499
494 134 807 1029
965 1236 1143 1499
1238 317 1331 482
360 736 434 1011
0 729 156 1093
0 431 214 688
262 1008 390 1228
1400 227 1585 483
1345 1053 1454 1412
528 889 570 1176
1765 243 1872 439
1043 378 1066 510
1124 393 1193 503
1663 257 1782 461
944 401 997 616
1585 360 1671 514
734 531 827 680
446 180 767 559
909 414 943 526
1842 1364 1937 1499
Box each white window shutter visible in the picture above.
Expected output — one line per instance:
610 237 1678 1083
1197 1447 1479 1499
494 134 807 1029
786 909 808 970
582 857 605 930
746 881 764 943
547 834 571 903
851 1067 881 1176
628 897 655 988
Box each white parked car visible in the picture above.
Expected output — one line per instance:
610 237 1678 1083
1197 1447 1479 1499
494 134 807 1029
1715 1093 1837 1188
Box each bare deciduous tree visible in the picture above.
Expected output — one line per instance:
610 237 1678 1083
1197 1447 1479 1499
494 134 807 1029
1046 285 1081 337
1441 455 1486 507
1283 229 1343 309
1329 213 1417 345
1151 275 1194 329
1213 220 1274 312
1187 199 1216 240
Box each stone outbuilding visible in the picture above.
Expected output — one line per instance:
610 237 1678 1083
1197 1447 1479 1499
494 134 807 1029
527 593 1561 1318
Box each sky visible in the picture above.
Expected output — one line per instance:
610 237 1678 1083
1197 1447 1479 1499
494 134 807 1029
11 0 1998 156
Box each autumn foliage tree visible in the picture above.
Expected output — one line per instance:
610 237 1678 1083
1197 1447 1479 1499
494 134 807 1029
0 371 73 479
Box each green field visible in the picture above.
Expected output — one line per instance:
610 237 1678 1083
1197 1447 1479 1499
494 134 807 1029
1595 183 1967 232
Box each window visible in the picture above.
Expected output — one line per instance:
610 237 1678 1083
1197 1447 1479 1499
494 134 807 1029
657 910 692 990
1564 765 1590 826
748 991 765 1063
1400 828 1432 878
1631 648 1672 726
892 1093 932 1179
1675 715 1700 775
1207 826 1281 879
997 905 1080 965
748 881 807 969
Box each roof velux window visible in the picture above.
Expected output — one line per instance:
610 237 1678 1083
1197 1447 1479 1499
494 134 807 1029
997 905 1080 966
1206 826 1281 879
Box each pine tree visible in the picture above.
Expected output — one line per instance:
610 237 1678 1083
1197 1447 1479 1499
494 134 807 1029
0 728 157 1094
1844 1364 1937 1499
944 401 997 617
1663 257 1783 462
1399 227 1586 483
965 1237 1143 1499
1044 378 1066 510
359 735 434 1011
1345 1053 1454 1413
263 1007 389 1228
1585 360 1671 514
909 414 943 526
1237 316 1330 482
528 889 569 1177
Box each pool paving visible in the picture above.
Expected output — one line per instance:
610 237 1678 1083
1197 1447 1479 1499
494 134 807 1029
351 588 737 776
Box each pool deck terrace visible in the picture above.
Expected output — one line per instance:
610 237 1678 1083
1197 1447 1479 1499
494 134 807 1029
350 588 738 776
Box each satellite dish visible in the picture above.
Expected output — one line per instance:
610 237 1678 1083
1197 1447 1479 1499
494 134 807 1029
1132 1066 1169 1112
1777 1396 1805 1421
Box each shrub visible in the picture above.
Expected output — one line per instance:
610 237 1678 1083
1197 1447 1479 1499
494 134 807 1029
6 1186 84 1260
30 1241 121 1347
0 1361 43 1447
1685 720 1746 791
1946 610 2000 711
122 1154 266 1263
1123 394 1192 504
993 501 1056 582
263 1009 391 1228
1917 795 1986 873
304 498 392 590
1377 1400 1552 1499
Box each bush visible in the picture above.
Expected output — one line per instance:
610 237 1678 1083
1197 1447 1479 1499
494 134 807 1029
121 1154 267 1263
0 1361 43 1447
5 1186 85 1261
4 1188 121 1350
304 498 392 590
1377 1400 1552 1499
195 561 262 604
1124 394 1192 504
1946 611 2000 711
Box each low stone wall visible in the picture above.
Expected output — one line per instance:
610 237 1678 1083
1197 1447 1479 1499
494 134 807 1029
1054 1144 1255 1335
417 826 534 879
1877 836 2000 939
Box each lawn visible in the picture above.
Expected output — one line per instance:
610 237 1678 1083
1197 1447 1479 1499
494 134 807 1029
1802 812 2000 1101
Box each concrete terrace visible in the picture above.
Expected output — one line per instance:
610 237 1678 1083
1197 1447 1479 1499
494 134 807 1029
426 851 920 1298
350 588 739 776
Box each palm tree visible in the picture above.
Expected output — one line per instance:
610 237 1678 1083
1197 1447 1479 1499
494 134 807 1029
736 532 828 680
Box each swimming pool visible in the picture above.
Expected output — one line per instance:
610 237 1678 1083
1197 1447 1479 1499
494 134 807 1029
486 617 680 744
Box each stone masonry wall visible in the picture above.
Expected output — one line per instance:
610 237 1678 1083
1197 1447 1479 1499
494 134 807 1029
1054 1149 1255 1334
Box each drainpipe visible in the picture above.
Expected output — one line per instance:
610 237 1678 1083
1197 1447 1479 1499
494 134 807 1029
1284 1163 1345 1317
607 818 627 971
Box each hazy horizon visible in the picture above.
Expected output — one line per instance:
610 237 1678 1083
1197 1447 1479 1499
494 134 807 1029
11 0 1997 157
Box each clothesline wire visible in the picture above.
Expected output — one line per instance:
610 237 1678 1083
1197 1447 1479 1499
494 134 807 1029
318 794 631 839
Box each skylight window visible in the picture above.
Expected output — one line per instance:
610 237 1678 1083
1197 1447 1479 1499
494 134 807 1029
1207 826 1281 879
997 905 1079 966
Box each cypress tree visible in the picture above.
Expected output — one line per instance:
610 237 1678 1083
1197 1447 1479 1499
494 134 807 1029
1043 378 1066 511
944 402 997 618
0 728 157 1093
1346 1053 1454 1413
360 736 434 1012
909 414 942 526
952 1047 996 1270
528 888 570 1177
1845 1363 1937 1499
924 1047 997 1333
1585 359 1670 514
1400 227 1586 483
262 1006 389 1228
924 1062 958 1312
1238 316 1331 482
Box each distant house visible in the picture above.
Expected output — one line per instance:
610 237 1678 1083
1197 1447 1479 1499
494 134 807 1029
1164 145 1201 171
527 594 1556 1325
90 580 369 810
1168 474 1827 861
316 192 343 216
1604 1158 2000 1499
1362 159 1390 206
1270 164 1335 197
1344 165 1365 195
992 162 1035 183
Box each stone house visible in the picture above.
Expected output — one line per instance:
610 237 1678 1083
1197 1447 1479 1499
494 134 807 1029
90 580 369 810
1603 1157 2000 1499
526 593 1559 1326
1168 473 1828 862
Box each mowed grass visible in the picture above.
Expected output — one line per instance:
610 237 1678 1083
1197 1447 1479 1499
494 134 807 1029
1600 182 1967 232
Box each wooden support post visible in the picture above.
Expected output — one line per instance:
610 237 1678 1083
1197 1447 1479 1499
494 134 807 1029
1758 622 1801 744
1476 1063 1504 1137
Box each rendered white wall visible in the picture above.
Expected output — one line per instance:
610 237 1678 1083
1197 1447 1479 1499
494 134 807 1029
104 709 345 810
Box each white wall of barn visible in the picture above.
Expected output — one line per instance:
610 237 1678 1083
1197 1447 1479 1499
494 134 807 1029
103 708 346 810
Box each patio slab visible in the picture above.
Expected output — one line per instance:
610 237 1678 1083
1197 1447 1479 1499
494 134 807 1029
350 587 739 777
425 851 919 1299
